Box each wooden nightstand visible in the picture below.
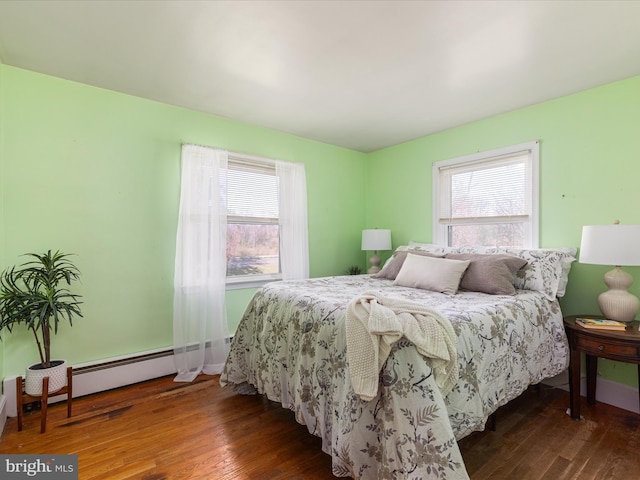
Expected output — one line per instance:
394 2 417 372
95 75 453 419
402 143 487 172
564 315 640 420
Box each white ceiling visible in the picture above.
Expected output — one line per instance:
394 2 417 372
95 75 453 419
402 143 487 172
1 1 640 153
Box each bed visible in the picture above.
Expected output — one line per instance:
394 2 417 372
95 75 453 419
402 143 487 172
220 244 576 479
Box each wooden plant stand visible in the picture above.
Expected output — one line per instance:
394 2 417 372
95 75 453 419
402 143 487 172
16 366 73 433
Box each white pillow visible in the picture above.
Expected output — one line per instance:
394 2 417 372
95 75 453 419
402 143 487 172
393 253 470 295
405 242 458 256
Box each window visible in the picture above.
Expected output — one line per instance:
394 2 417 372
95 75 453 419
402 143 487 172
174 144 308 377
226 156 281 284
432 141 539 248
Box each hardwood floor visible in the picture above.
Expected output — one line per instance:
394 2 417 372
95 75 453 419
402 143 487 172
458 385 640 479
1 375 639 479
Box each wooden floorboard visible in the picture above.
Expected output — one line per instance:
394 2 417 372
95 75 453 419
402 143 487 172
2 375 639 479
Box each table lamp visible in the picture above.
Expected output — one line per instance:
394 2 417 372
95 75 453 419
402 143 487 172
361 229 391 274
579 222 640 322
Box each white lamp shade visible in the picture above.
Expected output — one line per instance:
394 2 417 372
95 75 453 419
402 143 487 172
361 229 392 251
579 224 640 266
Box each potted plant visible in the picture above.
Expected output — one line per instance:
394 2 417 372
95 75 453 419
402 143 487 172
346 265 362 275
0 250 82 395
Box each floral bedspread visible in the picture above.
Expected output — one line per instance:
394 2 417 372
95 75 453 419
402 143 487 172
220 275 569 479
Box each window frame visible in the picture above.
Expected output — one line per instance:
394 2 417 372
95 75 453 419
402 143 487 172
432 141 539 248
225 153 282 289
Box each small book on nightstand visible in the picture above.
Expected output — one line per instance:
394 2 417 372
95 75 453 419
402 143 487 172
575 317 627 331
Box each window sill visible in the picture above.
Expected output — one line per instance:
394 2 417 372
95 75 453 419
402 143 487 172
225 275 281 291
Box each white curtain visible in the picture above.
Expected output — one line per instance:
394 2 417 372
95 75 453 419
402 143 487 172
173 144 230 382
277 161 309 280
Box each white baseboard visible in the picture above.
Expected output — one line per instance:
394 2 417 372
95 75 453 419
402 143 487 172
2 347 177 419
543 369 640 414
585 376 640 414
0 394 7 434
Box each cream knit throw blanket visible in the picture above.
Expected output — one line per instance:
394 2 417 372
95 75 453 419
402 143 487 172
345 291 459 401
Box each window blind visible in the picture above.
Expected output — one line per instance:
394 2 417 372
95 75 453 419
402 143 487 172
227 160 279 221
438 151 531 224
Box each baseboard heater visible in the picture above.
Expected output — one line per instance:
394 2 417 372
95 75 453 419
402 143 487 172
2 347 177 419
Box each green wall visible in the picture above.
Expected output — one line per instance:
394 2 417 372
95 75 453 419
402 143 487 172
0 65 367 378
2 62 640 392
367 74 640 387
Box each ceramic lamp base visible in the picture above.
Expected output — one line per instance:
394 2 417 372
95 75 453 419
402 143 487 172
598 266 640 322
368 252 381 274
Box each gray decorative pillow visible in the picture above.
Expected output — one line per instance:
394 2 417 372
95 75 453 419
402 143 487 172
374 250 442 280
454 246 577 300
445 253 528 295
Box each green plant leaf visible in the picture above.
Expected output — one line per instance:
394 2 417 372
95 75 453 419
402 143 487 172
0 250 83 366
